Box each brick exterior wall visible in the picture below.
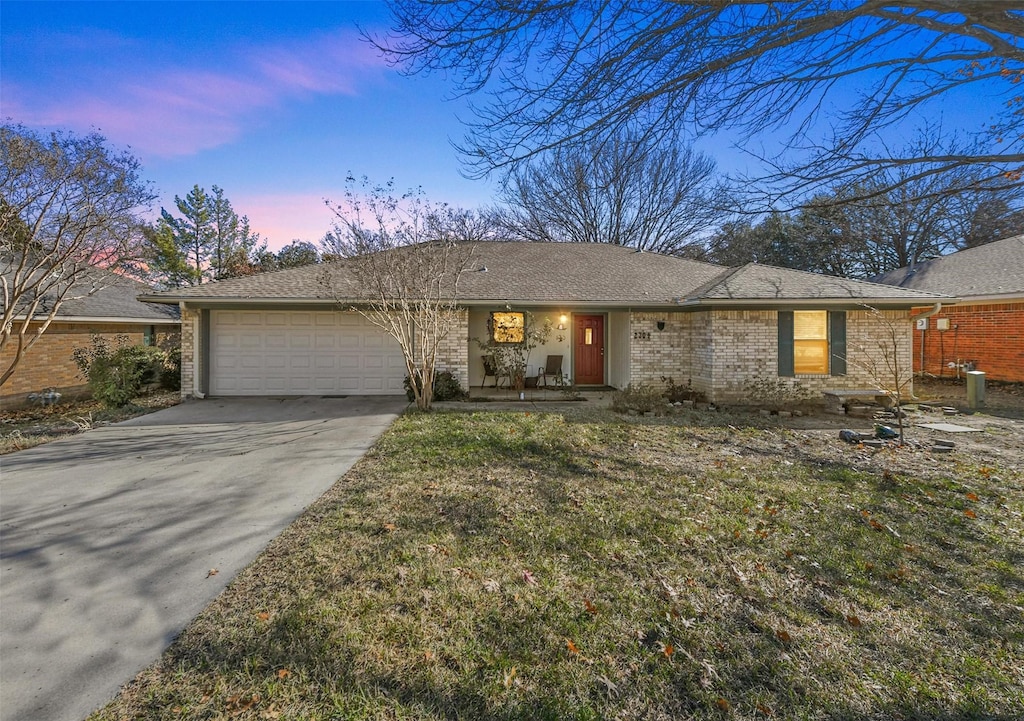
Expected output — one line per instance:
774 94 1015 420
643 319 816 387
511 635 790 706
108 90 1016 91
628 311 713 396
910 301 1024 382
0 321 179 409
436 309 470 391
627 309 913 404
179 307 199 399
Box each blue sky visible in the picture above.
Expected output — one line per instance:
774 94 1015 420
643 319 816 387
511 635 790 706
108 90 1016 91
2 1 498 250
3 2 1005 251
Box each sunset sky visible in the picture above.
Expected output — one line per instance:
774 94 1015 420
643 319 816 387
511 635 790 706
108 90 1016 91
3 2 999 252
2 1 499 250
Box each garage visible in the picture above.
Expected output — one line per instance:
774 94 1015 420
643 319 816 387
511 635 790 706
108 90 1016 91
210 310 407 395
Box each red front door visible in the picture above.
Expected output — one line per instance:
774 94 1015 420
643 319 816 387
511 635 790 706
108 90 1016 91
574 315 604 385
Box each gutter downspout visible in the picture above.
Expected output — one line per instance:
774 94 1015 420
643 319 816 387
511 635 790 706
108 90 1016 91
915 302 943 375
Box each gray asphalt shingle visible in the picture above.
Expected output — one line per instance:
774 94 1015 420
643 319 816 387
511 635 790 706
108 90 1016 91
874 235 1024 298
140 241 945 306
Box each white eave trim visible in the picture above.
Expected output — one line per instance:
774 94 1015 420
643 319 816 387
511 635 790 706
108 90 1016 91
675 296 957 308
11 315 180 324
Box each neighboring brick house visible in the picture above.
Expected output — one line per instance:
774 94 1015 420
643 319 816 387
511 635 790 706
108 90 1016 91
1 272 181 409
875 235 1024 383
140 242 944 404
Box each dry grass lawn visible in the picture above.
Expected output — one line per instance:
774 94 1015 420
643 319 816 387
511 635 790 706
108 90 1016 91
91 408 1023 720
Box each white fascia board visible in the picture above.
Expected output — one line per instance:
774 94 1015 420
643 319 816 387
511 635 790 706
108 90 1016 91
675 297 958 309
11 315 180 324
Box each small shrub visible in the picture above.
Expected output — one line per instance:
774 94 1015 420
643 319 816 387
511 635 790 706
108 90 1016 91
559 379 582 401
404 369 468 403
611 383 664 414
160 347 182 391
743 376 815 408
660 376 706 403
73 335 166 408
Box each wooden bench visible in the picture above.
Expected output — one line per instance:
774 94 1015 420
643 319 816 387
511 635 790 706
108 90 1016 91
823 389 894 409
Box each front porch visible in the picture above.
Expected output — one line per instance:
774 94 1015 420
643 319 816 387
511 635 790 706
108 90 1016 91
464 307 632 391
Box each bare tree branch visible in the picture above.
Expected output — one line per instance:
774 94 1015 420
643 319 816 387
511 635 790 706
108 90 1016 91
497 132 727 253
376 1 1024 201
1 124 155 387
318 177 485 410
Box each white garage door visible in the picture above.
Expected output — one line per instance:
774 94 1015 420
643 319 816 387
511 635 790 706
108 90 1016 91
210 310 407 395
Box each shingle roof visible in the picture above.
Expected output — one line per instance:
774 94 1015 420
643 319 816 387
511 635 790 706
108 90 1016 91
140 241 946 307
3 264 180 322
873 235 1024 298
686 263 948 303
142 242 728 305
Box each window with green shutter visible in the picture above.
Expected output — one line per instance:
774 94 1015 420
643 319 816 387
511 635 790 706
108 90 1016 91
778 310 846 377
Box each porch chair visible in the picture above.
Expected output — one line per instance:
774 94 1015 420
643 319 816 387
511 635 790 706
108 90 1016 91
538 355 564 388
481 355 500 388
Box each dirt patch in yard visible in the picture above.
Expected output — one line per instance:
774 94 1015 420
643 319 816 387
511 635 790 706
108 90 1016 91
706 382 1024 483
0 391 180 453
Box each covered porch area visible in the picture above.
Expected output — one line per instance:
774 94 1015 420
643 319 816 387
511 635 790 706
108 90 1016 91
464 307 632 391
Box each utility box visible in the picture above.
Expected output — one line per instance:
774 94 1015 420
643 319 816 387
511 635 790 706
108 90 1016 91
936 318 950 331
966 370 985 409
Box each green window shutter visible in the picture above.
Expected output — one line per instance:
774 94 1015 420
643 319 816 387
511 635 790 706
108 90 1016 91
778 311 795 377
829 311 847 376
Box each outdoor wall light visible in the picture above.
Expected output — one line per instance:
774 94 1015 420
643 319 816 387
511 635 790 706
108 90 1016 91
557 314 568 330
656 320 666 331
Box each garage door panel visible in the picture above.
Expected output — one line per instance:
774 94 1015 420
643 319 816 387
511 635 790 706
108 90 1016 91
211 311 406 395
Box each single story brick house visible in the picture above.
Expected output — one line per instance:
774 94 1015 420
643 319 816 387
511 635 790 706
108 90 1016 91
875 235 1024 383
139 242 947 404
1 272 181 409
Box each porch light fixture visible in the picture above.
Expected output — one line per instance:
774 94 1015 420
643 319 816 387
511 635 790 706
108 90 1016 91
557 314 568 330
656 320 666 331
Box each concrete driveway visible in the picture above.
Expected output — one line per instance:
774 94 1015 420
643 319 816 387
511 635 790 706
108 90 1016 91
0 395 406 721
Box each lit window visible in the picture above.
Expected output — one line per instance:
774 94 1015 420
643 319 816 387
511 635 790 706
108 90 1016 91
490 312 525 344
793 311 828 374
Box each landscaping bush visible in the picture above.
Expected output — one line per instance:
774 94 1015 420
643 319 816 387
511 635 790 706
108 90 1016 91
160 347 181 391
661 375 706 403
73 335 167 408
403 369 468 403
610 382 664 414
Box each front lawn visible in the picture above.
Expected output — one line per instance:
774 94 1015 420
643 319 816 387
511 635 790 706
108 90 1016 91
93 410 1023 720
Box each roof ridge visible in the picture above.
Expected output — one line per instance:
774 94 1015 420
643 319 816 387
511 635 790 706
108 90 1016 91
686 264 749 299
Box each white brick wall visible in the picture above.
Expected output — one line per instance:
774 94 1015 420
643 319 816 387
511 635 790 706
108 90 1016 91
708 309 913 403
435 309 470 391
179 306 198 399
628 311 713 396
627 308 913 404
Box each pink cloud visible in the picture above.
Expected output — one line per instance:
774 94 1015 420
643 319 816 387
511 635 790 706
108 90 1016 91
5 29 389 158
254 30 384 95
232 191 344 251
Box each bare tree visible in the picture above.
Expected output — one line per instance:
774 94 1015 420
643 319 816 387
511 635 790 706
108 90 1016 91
377 2 1023 202
959 198 1024 248
498 133 726 254
708 150 1024 278
319 177 479 410
849 306 914 446
1 124 154 387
